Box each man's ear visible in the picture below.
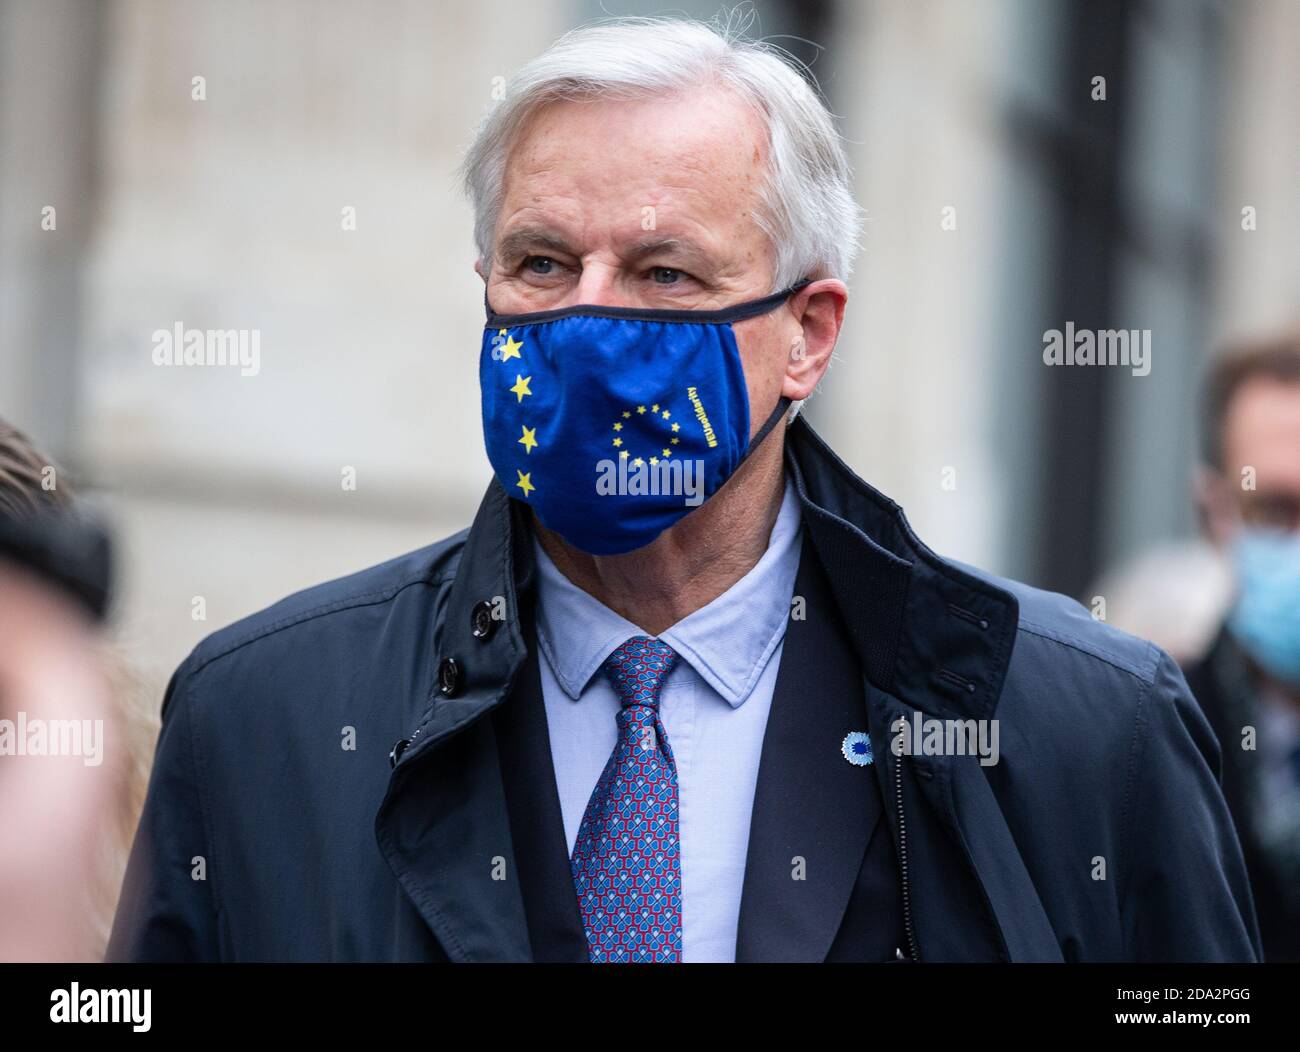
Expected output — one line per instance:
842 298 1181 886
474 258 487 281
782 279 847 402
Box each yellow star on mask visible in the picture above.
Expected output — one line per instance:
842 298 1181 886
518 425 537 454
671 422 680 432
510 374 532 402
499 335 523 362
515 469 535 497
612 437 622 448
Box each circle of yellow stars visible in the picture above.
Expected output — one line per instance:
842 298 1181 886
612 403 681 467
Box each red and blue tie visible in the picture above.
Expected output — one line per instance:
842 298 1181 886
570 636 683 963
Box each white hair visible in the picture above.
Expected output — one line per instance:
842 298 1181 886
459 14 863 291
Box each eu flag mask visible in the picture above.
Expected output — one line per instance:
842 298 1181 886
480 280 810 555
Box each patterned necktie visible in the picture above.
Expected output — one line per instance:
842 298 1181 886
570 636 683 963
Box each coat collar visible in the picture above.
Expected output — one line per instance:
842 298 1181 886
782 416 1019 724
396 414 1022 765
391 479 535 772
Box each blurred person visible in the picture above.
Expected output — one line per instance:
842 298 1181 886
0 419 128 961
110 16 1256 963
1186 332 1300 961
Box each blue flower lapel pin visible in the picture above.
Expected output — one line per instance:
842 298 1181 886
841 731 873 767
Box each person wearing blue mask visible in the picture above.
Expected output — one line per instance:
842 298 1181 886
1188 335 1300 961
111 16 1258 963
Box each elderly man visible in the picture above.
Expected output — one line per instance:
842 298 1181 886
110 18 1258 963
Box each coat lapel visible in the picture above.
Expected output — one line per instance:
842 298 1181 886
936 754 1065 961
491 629 590 962
374 481 536 962
735 538 883 961
375 717 531 961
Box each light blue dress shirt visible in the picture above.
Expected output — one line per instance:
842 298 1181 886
533 479 803 962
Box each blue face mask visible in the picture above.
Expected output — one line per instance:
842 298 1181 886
1229 528 1300 688
479 281 808 555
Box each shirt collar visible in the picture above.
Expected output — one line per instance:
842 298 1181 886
533 479 803 708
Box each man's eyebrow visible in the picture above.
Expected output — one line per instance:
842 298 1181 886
622 235 720 271
495 227 575 261
494 228 723 273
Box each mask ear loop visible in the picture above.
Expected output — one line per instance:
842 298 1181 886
735 277 812 461
740 395 793 462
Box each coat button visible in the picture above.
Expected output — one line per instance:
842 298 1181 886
389 738 410 768
438 657 461 697
470 600 496 640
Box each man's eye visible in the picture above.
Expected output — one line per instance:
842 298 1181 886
524 256 557 275
651 267 684 285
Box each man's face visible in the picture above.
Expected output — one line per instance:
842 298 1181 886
1207 378 1300 541
479 89 800 437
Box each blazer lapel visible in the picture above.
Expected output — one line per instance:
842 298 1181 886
735 538 883 962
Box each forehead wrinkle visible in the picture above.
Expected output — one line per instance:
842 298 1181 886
513 94 767 214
